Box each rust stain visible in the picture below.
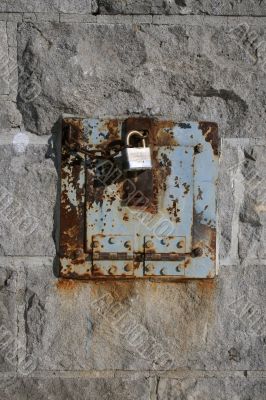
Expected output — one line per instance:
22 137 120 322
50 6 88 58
56 279 80 291
89 280 137 301
184 258 191 269
63 117 84 144
122 117 175 147
197 187 203 200
167 199 181 223
60 118 85 259
196 279 217 297
156 127 177 146
199 121 219 156
123 213 129 221
95 119 122 153
105 119 120 139
183 182 190 195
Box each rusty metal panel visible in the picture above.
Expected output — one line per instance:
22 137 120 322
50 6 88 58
60 116 219 280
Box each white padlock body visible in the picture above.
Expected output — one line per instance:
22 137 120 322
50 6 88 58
124 147 152 171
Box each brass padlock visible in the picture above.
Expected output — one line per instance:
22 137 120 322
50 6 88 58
123 130 152 171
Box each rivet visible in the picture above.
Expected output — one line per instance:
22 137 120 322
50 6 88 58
161 239 168 246
74 249 82 257
124 263 133 272
194 143 203 154
108 237 115 244
145 264 154 272
192 247 203 257
145 240 153 248
160 268 166 275
108 266 117 275
124 241 131 249
177 240 185 248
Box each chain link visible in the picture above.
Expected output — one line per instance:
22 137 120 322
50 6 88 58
65 137 129 160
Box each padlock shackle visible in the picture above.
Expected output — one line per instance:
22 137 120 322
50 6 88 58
126 130 146 148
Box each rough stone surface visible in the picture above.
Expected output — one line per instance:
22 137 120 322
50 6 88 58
0 265 17 372
0 376 151 399
17 22 266 137
0 3 265 399
0 0 91 13
0 22 9 95
238 145 266 261
1 0 60 13
157 377 266 399
0 135 57 256
16 260 265 371
98 0 266 16
219 140 266 264
0 102 22 131
59 0 91 14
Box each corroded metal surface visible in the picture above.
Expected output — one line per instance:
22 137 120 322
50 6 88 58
60 115 219 280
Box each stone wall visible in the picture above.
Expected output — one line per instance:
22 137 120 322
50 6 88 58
0 1 265 398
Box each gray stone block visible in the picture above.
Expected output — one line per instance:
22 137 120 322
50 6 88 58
0 22 9 95
238 145 266 261
0 133 57 256
6 22 17 48
5 0 60 13
17 22 266 137
97 14 133 24
0 265 17 372
19 260 266 371
0 102 22 130
36 13 60 23
0 376 151 399
60 13 97 23
157 377 266 400
98 0 266 16
60 0 91 14
218 140 239 263
133 15 153 24
3 0 91 13
186 263 266 370
0 13 23 22
219 140 266 264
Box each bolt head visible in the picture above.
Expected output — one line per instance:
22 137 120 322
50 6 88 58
108 266 117 275
194 143 203 154
192 247 203 257
145 264 154 273
124 263 133 272
145 240 153 248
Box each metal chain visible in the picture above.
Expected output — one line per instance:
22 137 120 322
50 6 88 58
64 125 147 161
65 137 129 160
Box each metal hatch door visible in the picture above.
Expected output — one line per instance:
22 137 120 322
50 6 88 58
59 116 219 280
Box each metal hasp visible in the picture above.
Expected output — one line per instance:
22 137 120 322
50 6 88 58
60 116 219 280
